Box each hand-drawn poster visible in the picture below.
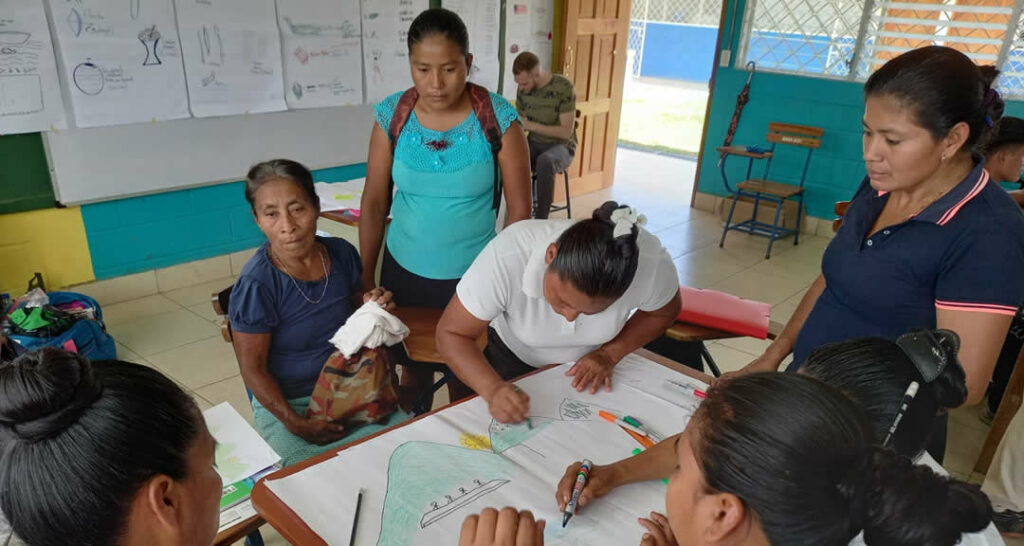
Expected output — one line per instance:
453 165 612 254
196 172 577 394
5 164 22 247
266 354 707 544
174 0 286 118
276 0 363 109
361 0 429 105
502 0 555 100
443 0 501 93
45 0 188 128
0 0 66 134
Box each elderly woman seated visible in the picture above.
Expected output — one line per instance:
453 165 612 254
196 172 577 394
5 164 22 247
229 159 408 466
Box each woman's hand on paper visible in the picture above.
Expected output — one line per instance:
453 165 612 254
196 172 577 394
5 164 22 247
566 349 616 393
638 512 677 546
288 416 347 445
362 286 395 312
555 461 619 512
459 507 545 546
484 382 530 423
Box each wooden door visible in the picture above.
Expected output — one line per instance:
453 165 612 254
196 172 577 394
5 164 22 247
560 0 630 198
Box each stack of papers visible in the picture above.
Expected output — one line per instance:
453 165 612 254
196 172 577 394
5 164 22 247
315 179 366 213
203 403 281 532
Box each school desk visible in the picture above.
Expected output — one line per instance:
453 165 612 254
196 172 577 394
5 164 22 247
250 349 710 545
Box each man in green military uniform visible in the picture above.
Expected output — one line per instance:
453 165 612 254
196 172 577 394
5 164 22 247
513 52 577 219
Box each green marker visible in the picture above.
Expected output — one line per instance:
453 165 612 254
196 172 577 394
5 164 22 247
512 385 533 429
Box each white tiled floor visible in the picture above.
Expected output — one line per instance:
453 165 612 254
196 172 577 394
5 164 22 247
96 149 1019 545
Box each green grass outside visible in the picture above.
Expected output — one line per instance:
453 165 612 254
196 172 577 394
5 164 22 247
617 90 708 156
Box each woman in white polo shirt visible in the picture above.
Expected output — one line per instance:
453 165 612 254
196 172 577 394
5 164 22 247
437 202 682 422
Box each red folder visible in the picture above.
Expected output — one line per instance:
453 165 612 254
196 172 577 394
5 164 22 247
676 286 771 339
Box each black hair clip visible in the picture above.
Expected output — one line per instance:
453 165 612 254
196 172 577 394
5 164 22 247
895 330 960 382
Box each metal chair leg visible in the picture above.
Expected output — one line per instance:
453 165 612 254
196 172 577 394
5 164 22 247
563 171 571 219
765 197 784 259
700 342 722 378
794 194 804 245
244 530 265 546
720 193 741 248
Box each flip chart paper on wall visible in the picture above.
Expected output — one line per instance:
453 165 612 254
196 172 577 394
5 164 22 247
45 0 188 128
174 0 286 118
361 0 429 105
0 0 67 134
276 0 364 109
502 0 554 100
265 354 705 545
443 0 501 92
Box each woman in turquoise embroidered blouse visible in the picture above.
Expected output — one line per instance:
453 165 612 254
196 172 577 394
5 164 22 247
359 8 531 309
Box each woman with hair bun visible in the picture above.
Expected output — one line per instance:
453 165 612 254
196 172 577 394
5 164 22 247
0 348 222 546
469 372 994 546
437 201 682 423
735 46 1024 459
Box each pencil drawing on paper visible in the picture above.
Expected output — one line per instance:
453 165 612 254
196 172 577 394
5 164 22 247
138 25 162 66
197 24 224 66
73 61 104 95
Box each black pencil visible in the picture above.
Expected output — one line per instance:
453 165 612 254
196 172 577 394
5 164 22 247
350 489 364 546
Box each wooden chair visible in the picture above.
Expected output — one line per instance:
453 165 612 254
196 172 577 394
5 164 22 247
833 201 849 233
717 123 824 258
972 343 1024 480
659 319 784 377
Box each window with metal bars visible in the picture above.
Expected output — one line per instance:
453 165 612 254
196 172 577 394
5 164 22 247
739 0 1024 98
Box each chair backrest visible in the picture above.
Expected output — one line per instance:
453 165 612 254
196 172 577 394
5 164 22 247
766 123 823 149
211 285 233 342
833 201 850 233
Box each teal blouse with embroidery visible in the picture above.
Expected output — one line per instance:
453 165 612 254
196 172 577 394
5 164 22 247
374 90 519 280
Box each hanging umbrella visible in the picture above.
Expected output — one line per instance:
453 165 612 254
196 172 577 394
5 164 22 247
720 61 756 162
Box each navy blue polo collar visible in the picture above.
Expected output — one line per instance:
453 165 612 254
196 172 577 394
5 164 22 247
873 158 990 226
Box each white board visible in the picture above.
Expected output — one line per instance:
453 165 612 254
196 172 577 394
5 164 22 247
45 0 189 128
502 0 554 100
276 0 364 109
265 355 707 545
444 0 501 92
46 104 374 205
0 0 67 134
361 0 429 104
174 0 286 118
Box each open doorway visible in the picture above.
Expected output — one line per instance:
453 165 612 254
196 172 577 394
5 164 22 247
617 0 723 198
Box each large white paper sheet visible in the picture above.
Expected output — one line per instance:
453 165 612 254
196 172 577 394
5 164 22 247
204 402 281 485
174 0 286 118
277 0 363 109
315 179 365 212
502 0 554 100
45 0 188 128
0 0 67 134
265 354 705 545
361 0 429 105
443 0 501 93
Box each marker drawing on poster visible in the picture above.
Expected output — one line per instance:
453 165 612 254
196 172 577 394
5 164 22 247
0 0 66 133
174 0 286 118
46 0 188 128
361 0 429 104
277 0 364 109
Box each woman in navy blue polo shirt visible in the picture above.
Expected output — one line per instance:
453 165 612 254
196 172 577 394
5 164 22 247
739 46 1024 457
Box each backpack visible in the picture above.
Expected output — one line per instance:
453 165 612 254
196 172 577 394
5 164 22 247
5 292 117 361
386 82 504 213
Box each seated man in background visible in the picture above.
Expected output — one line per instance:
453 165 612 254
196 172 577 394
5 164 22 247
513 51 577 219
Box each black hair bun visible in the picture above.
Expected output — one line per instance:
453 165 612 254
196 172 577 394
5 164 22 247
592 200 621 224
0 348 101 442
927 330 968 409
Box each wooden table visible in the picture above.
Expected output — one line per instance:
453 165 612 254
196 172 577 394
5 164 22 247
251 349 710 545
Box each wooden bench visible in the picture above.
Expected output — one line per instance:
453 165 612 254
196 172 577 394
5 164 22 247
663 319 784 377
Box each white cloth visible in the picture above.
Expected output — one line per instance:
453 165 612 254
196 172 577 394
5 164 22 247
328 302 409 358
610 207 647 238
983 406 1024 512
847 452 1004 545
456 219 680 367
